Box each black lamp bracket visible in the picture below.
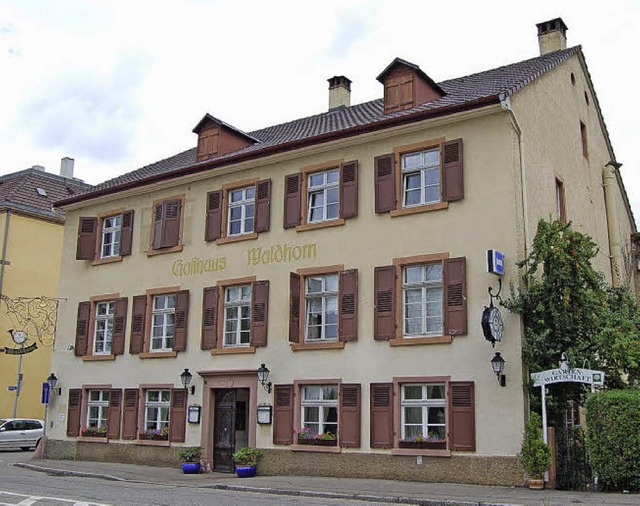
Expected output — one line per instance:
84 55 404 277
487 278 502 308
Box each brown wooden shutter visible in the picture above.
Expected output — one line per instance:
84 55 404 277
107 389 122 439
339 383 361 448
205 190 222 241
443 139 464 202
273 384 294 445
129 295 147 354
169 388 187 442
76 217 97 260
289 272 301 343
374 154 396 213
152 203 163 250
173 290 189 351
444 257 467 336
340 161 358 219
161 199 181 248
374 265 396 340
201 286 218 350
122 388 139 440
74 301 90 356
283 173 301 228
385 74 414 113
370 383 394 448
66 389 82 437
119 210 134 256
448 381 475 451
250 280 269 347
255 179 271 233
339 269 358 342
111 297 128 355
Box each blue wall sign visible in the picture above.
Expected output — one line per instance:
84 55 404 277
41 382 50 404
487 249 505 276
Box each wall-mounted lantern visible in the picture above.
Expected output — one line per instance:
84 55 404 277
180 368 195 395
490 352 506 387
257 363 272 394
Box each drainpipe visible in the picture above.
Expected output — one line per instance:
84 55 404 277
602 162 622 287
0 209 12 297
500 95 529 260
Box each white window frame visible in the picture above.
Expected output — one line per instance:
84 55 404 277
144 389 170 432
86 390 109 429
307 168 340 223
227 186 255 236
401 148 441 208
400 383 446 441
402 263 443 338
93 301 115 355
100 214 122 258
223 284 252 347
301 385 339 437
150 295 175 351
304 274 339 342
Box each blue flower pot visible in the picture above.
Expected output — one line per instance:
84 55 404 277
181 462 201 474
235 465 256 478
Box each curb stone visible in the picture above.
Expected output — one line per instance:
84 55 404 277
13 463 524 506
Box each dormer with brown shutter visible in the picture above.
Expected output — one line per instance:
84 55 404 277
193 114 260 162
377 58 445 115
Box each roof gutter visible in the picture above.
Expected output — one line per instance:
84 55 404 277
56 95 501 208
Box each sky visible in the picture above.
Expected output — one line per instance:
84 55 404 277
0 0 638 221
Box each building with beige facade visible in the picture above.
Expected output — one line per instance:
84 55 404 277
0 160 89 420
46 19 637 485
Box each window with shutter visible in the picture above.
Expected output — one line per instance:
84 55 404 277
169 388 187 442
121 388 139 440
75 301 90 356
448 381 475 451
339 384 361 448
149 196 184 254
382 253 466 344
273 384 294 445
201 287 218 350
67 389 82 437
370 383 393 448
107 389 122 439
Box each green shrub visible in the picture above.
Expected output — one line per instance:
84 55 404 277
519 412 551 478
176 446 202 463
233 447 262 466
585 389 640 491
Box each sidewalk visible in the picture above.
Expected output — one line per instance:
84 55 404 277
12 457 640 506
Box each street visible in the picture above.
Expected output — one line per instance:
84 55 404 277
0 451 410 506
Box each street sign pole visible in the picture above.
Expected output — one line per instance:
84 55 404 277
11 342 24 417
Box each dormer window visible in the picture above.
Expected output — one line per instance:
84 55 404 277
377 58 445 115
193 114 259 162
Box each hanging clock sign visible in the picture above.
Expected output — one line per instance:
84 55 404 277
482 305 504 346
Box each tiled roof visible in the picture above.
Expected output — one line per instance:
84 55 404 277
0 169 91 221
61 47 581 204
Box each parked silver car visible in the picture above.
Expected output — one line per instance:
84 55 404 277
0 418 44 450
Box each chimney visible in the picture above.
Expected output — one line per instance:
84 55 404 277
31 165 45 171
328 76 352 111
536 18 568 55
60 157 75 178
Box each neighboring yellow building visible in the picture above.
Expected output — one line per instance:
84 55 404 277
0 161 89 419
47 19 637 485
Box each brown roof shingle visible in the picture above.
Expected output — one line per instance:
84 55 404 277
58 47 581 206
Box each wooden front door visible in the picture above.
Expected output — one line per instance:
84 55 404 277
213 388 249 472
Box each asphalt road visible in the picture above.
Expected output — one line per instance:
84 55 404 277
0 450 410 506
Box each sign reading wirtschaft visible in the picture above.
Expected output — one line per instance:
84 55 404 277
531 367 605 387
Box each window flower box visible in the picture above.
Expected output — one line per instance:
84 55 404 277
297 437 338 447
139 429 169 441
80 427 107 438
399 440 446 450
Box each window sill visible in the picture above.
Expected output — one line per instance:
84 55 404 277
291 341 345 352
390 201 448 218
295 218 345 233
91 256 123 266
211 346 256 355
146 244 184 257
133 439 171 447
77 436 110 444
216 232 258 245
388 336 452 346
291 444 342 454
81 354 116 361
391 448 451 457
139 351 178 359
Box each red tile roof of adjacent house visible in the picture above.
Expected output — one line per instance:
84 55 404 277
56 47 582 207
0 168 90 222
